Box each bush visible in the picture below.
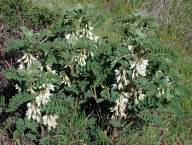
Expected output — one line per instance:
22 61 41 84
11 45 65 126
4 4 184 144
0 0 60 30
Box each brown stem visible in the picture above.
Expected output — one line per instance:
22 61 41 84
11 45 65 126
92 86 102 120
69 64 76 84
93 86 97 100
109 110 146 140
110 120 134 140
4 60 11 69
40 125 45 137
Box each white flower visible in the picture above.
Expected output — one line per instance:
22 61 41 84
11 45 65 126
164 76 171 87
88 51 94 57
157 87 165 97
120 92 130 98
42 114 58 130
15 84 21 91
46 65 56 74
17 53 37 69
89 26 93 31
26 102 41 122
76 24 99 42
130 58 148 78
36 90 51 107
112 84 117 89
18 63 24 69
86 27 99 42
134 98 139 105
39 64 56 74
111 95 128 118
35 84 54 107
74 50 88 67
115 69 120 76
27 86 36 94
77 28 85 38
117 75 121 82
113 68 129 90
128 45 133 51
65 33 78 41
65 34 71 39
138 88 145 101
132 88 145 104
118 83 123 90
47 84 55 91
138 94 145 100
39 65 43 71
61 72 71 87
39 84 54 92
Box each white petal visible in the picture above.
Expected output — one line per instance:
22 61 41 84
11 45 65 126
136 65 146 76
132 69 136 79
89 26 93 31
138 94 145 100
94 36 99 42
112 84 117 89
134 98 139 104
88 31 93 37
115 69 120 75
128 45 133 51
118 83 123 90
65 34 71 39
117 75 121 82
142 59 148 65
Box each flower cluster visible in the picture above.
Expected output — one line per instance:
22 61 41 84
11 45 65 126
157 87 165 97
128 45 133 51
65 23 97 67
111 53 149 118
164 76 171 87
78 23 99 42
133 88 145 105
65 23 99 43
39 64 56 74
17 53 58 130
26 83 55 123
111 68 130 119
73 49 94 67
112 68 129 91
111 92 129 119
60 71 71 87
130 58 148 79
26 102 41 122
35 84 54 107
17 53 37 69
156 75 171 98
65 32 78 42
26 86 59 130
42 114 58 130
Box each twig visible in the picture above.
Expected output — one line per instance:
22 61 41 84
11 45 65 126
40 37 48 44
4 60 12 69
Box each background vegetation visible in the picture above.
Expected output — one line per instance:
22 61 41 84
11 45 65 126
0 0 191 144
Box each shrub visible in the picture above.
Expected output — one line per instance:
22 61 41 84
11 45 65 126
4 4 184 144
0 0 60 30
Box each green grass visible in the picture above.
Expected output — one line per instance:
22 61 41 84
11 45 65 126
22 0 192 144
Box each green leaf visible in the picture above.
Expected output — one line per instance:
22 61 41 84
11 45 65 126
25 133 37 140
25 122 39 131
87 117 97 126
17 118 24 126
6 92 35 113
5 39 25 51
96 98 106 103
109 119 124 128
13 130 20 138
